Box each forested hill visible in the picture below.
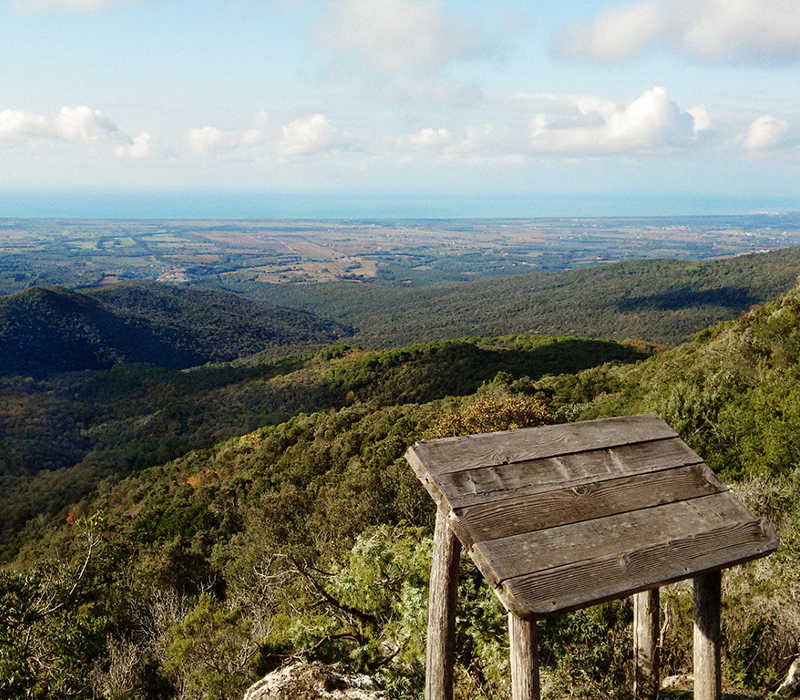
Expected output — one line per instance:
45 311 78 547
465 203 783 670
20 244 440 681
7 279 800 698
5 246 800 379
0 282 352 377
223 246 800 346
536 272 800 483
0 334 651 554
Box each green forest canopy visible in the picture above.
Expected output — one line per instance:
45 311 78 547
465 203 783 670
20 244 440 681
5 273 800 697
210 247 800 346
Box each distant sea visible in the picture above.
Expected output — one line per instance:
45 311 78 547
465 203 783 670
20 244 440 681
0 190 798 219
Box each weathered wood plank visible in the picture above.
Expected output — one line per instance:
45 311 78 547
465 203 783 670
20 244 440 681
473 493 753 584
634 589 660 700
496 518 776 615
436 437 700 509
407 413 778 624
425 507 461 700
509 613 540 700
409 414 677 476
453 463 723 545
694 571 722 700
405 446 449 511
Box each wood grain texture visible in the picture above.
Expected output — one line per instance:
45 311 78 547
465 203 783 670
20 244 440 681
405 446 449 510
436 437 701 509
634 589 660 700
406 414 778 621
694 571 722 700
509 613 540 700
498 517 776 615
425 508 461 700
410 414 676 476
454 463 722 545
474 493 753 584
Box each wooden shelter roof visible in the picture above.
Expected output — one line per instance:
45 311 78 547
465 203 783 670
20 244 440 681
405 414 778 618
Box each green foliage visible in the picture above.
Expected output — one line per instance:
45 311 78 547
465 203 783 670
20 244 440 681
0 282 351 378
293 525 433 677
164 593 254 700
513 279 800 691
451 561 510 697
240 248 800 347
554 279 800 481
539 603 633 699
423 390 549 439
10 266 800 697
0 513 111 699
0 333 644 557
5 387 549 698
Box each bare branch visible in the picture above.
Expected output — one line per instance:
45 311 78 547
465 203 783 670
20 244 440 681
289 555 377 627
38 522 101 618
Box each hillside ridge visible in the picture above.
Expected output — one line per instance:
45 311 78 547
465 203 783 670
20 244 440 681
231 247 800 346
0 281 352 377
5 267 800 698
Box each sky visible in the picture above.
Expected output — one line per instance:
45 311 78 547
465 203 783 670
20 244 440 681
1 0 800 217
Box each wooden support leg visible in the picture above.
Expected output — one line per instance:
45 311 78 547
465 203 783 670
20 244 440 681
693 571 722 700
509 613 540 700
425 507 461 700
634 588 660 699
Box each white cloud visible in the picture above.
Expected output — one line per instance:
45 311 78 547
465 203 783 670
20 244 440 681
278 113 332 157
560 0 800 65
240 128 263 146
12 0 131 12
447 124 502 159
185 112 336 159
397 122 525 164
0 109 50 139
186 126 233 154
186 113 270 155
53 105 119 143
0 105 151 156
406 127 452 148
394 88 708 163
688 106 712 136
561 0 664 62
0 105 119 145
115 131 152 159
322 0 497 70
528 87 708 154
743 115 790 152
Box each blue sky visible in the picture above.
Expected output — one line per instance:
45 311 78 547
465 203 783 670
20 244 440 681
1 0 799 215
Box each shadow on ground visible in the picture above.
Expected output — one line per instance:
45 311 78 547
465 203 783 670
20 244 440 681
617 286 759 312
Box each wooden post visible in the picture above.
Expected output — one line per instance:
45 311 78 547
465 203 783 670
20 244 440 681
509 612 540 700
425 507 461 700
633 588 660 699
693 571 722 700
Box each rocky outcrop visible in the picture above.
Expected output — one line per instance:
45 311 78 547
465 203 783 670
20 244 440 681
776 657 800 697
243 663 385 700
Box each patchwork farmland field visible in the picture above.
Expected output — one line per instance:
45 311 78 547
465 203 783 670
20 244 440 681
2 214 800 294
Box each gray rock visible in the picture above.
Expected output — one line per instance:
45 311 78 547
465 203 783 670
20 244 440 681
776 657 800 697
244 662 386 700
